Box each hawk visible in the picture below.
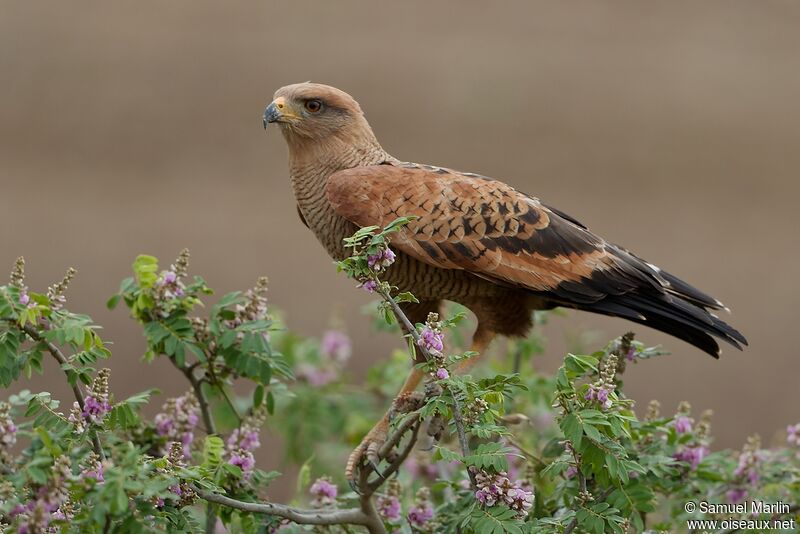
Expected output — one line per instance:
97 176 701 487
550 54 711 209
263 82 746 479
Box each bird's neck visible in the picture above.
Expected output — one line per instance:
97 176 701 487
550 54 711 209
285 129 394 259
287 129 392 199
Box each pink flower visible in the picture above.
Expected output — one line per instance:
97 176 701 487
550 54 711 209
787 423 800 446
228 449 256 479
376 495 401 522
474 471 534 518
727 488 747 502
585 385 612 410
367 248 396 271
407 503 434 527
673 445 709 470
359 280 378 293
82 395 111 424
296 363 338 386
309 477 338 507
673 416 693 434
435 368 449 380
418 326 444 353
321 330 352 363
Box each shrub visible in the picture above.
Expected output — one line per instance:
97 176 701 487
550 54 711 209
0 222 796 533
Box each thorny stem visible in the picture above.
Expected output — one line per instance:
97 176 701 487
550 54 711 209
18 323 105 459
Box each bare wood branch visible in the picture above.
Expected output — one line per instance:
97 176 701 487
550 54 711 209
198 491 371 527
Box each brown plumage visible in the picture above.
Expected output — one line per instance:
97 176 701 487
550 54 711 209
263 82 747 478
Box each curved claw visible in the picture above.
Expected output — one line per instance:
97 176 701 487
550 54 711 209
345 441 368 491
344 424 389 491
348 477 362 495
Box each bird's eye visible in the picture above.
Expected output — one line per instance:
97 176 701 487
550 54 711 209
305 99 322 113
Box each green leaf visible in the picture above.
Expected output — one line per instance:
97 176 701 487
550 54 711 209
202 435 225 471
394 292 419 304
252 385 264 409
463 442 516 472
132 255 159 288
296 455 314 495
433 445 462 463
106 294 121 310
266 390 275 415
107 389 158 429
561 413 583 450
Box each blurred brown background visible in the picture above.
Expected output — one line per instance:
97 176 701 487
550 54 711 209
1 0 798 472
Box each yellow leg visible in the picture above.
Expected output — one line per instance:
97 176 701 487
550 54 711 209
454 327 496 374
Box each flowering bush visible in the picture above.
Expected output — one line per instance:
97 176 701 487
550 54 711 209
0 223 797 533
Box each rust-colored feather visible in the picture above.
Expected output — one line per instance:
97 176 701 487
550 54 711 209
325 163 616 292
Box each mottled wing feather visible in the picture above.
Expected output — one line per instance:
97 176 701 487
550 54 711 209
325 163 747 357
325 164 626 293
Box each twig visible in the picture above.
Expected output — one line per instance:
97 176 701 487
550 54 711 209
204 377 243 425
505 436 545 467
563 487 614 534
177 365 217 436
19 323 104 459
375 287 476 488
450 390 478 488
170 359 217 533
512 345 523 375
376 287 420 345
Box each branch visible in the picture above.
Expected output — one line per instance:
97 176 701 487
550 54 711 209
19 323 104 459
197 491 371 527
376 287 424 347
176 364 217 436
450 389 478 488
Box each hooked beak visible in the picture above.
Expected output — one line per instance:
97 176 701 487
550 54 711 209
262 96 298 129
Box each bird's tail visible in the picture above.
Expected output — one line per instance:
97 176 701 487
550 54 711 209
571 265 747 358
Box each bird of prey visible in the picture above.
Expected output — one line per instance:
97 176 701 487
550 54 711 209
262 82 747 479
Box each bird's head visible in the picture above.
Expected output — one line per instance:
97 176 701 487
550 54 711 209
263 82 375 147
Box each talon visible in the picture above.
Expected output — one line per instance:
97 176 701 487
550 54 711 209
344 424 388 484
345 442 367 487
348 477 362 495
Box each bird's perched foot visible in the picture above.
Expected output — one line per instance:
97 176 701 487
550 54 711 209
346 420 388 492
346 391 427 492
